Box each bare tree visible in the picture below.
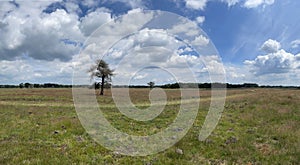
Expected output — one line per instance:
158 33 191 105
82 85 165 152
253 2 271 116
88 60 114 95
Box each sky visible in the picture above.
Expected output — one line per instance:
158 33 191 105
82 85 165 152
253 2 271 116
0 0 300 86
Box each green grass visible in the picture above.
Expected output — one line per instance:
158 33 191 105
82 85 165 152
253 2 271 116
0 88 299 164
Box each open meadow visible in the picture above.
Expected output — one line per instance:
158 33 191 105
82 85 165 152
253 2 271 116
0 88 299 164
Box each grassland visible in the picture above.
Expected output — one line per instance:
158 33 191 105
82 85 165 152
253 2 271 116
0 88 299 164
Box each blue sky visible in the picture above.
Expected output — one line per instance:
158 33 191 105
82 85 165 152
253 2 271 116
0 0 300 85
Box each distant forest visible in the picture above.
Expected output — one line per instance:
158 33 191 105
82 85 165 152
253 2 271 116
0 82 299 89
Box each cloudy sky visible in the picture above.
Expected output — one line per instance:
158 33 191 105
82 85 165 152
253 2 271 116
1 0 300 86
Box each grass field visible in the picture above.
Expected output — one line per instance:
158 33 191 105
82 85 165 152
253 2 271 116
0 88 299 164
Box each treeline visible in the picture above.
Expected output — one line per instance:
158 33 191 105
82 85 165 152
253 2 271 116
118 83 258 89
0 82 299 89
0 83 72 88
116 83 299 89
155 83 258 89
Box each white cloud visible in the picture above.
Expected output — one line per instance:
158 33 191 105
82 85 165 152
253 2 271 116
185 0 208 10
224 64 247 83
64 1 82 14
200 55 226 76
126 0 145 8
96 27 224 85
79 9 112 36
191 35 210 47
177 46 193 54
134 28 174 47
81 8 155 60
0 58 75 84
0 1 154 62
195 16 205 24
244 0 275 8
221 0 240 7
183 0 275 10
0 2 17 18
133 73 148 80
291 39 300 49
167 53 199 68
0 2 228 85
90 8 153 38
260 39 281 53
71 9 227 85
0 3 84 61
0 2 156 84
245 45 300 75
239 39 300 85
167 17 200 37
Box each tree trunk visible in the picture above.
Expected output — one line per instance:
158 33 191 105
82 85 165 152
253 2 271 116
100 76 105 95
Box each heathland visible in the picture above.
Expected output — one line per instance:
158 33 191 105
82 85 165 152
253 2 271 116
0 88 299 164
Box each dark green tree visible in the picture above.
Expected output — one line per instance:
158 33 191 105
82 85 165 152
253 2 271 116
147 81 155 89
88 60 114 95
24 82 32 88
19 83 24 88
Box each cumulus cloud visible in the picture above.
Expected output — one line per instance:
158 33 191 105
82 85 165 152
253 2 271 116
185 0 208 10
245 40 300 76
244 0 275 8
244 49 296 75
191 35 210 47
260 39 281 53
105 28 192 67
167 17 200 37
0 1 155 84
76 9 225 85
195 16 205 24
79 9 112 36
0 1 226 85
0 1 118 62
0 2 17 18
81 8 155 60
134 28 174 47
94 26 223 85
0 2 84 61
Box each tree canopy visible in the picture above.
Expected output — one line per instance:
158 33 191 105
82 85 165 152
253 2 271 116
88 59 114 95
147 81 155 89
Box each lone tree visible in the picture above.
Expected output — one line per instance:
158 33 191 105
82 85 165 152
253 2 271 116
147 81 155 89
88 59 114 95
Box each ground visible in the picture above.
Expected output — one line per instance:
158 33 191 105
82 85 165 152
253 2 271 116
0 88 299 164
